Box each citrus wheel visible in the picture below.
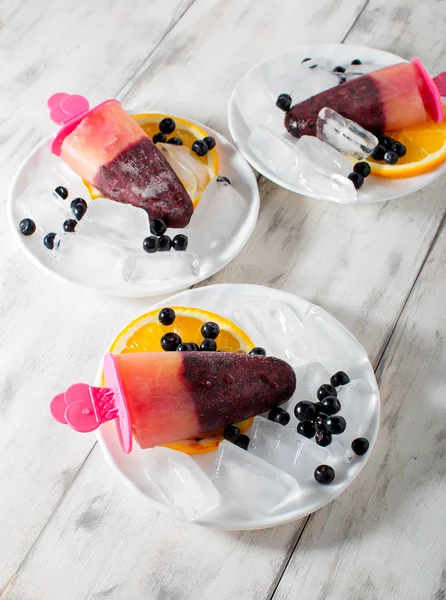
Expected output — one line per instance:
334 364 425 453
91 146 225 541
104 306 256 454
368 109 446 178
132 113 219 206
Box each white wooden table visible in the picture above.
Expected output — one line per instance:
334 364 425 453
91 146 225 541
1 1 445 598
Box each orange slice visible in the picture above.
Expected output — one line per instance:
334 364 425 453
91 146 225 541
132 113 219 206
368 109 446 178
104 306 255 454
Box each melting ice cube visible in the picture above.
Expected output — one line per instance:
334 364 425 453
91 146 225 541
145 447 220 521
317 107 379 160
296 136 353 177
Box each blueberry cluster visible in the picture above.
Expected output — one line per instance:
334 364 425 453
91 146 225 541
143 218 188 254
152 118 182 145
348 161 371 190
371 134 407 165
158 308 221 352
293 370 370 484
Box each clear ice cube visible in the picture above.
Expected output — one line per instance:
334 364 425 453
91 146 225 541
76 198 151 251
249 126 357 203
337 378 374 439
344 63 385 81
212 441 298 516
127 251 200 284
295 136 353 177
303 305 368 371
145 447 220 521
294 362 331 402
317 107 379 159
285 58 341 103
250 416 303 474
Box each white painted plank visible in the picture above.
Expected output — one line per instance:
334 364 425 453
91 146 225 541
0 0 194 584
271 220 446 600
0 0 368 596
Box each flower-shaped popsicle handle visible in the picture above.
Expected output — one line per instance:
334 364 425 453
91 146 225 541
50 383 117 433
47 93 90 125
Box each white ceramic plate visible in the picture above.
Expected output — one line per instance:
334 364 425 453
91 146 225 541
228 43 446 203
95 283 380 530
8 114 259 297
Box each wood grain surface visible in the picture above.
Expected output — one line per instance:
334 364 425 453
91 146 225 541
0 0 445 598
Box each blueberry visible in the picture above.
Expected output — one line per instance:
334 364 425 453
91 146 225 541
224 424 241 442
158 235 172 251
352 437 369 455
203 136 216 150
150 218 167 236
159 117 176 134
317 384 337 401
314 402 325 414
315 431 332 447
314 414 328 432
177 343 192 352
301 57 311 63
384 151 398 165
172 234 188 251
142 236 159 253
201 321 220 339
390 141 406 157
371 144 386 161
294 401 317 422
353 161 371 178
333 65 346 73
54 186 68 199
297 420 316 439
234 434 250 450
188 342 200 351
216 176 231 184
320 396 341 415
314 464 335 484
276 93 292 112
161 332 182 351
158 307 176 325
152 132 167 144
309 64 318 69
330 371 350 387
324 415 346 435
379 135 395 148
192 140 208 156
70 198 87 210
351 59 362 65
19 218 36 236
348 172 364 190
72 202 87 220
63 219 77 232
43 232 56 249
200 338 217 351
166 137 183 145
249 347 266 356
268 407 290 426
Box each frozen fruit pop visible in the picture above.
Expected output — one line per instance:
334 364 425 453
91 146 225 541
48 94 193 228
50 352 296 453
285 58 446 138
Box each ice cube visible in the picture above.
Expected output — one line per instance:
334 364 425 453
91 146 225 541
337 378 374 439
295 362 331 401
249 126 357 203
344 63 385 81
76 198 151 251
212 441 298 515
317 107 379 159
250 416 303 474
127 250 200 284
296 136 353 177
303 305 368 370
235 71 280 130
290 59 341 103
294 439 331 485
145 447 220 521
53 232 132 281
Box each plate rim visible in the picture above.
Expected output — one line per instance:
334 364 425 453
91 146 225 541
8 113 260 298
95 282 381 530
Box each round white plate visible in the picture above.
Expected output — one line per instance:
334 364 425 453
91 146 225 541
228 43 446 203
8 114 259 297
95 283 380 530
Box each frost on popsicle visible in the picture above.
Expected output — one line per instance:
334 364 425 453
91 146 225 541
316 107 379 160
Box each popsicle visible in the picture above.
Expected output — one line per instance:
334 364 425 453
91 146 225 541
48 94 193 228
285 58 446 138
50 351 297 453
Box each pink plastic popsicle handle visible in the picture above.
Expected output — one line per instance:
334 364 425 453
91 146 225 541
433 73 446 97
49 353 132 453
412 58 444 123
47 92 118 156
